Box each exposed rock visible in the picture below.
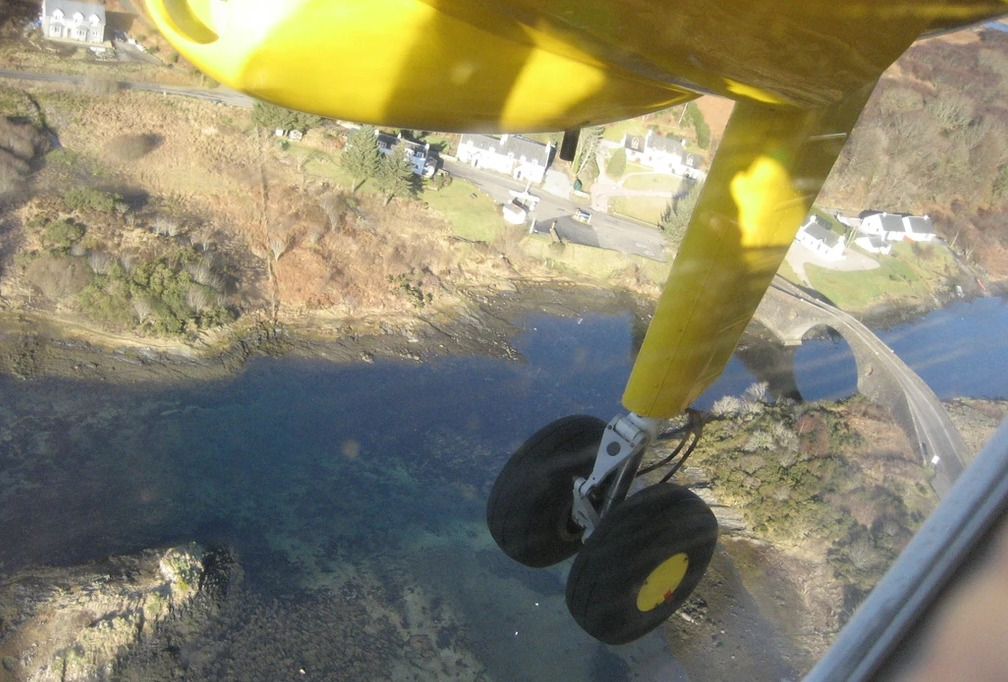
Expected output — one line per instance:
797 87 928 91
0 544 234 682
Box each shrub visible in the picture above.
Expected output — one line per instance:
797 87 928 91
606 147 627 178
63 187 120 213
152 216 181 237
44 219 85 251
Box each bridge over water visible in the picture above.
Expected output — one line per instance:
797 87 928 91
750 278 967 495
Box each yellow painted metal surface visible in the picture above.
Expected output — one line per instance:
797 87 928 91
622 95 872 416
143 0 696 132
636 553 689 612
142 1 1007 132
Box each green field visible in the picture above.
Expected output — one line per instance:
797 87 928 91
806 241 959 312
610 195 668 226
622 174 683 193
421 179 509 242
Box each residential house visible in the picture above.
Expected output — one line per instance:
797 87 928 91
860 211 936 243
41 0 106 44
456 134 554 183
376 131 436 177
623 131 699 177
901 214 937 241
795 215 845 260
854 234 893 255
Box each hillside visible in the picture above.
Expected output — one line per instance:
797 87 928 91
821 28 1008 280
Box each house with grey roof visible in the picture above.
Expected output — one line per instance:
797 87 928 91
860 211 936 243
376 131 436 177
456 134 554 183
41 0 106 44
854 234 893 255
795 215 845 260
622 131 699 177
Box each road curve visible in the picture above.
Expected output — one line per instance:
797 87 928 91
770 278 967 496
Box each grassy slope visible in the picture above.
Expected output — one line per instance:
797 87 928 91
807 242 961 312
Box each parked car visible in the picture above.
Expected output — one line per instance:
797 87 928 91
573 209 592 224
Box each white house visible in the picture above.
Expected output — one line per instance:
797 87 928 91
41 0 106 44
860 211 936 243
854 235 892 255
457 134 554 183
795 215 845 260
376 131 436 177
900 215 937 241
623 131 699 176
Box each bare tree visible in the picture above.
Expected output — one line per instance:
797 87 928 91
268 232 292 262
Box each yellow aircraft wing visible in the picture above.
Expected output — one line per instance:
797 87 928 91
142 1 1007 131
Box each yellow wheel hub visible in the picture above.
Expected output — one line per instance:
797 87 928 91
636 553 689 612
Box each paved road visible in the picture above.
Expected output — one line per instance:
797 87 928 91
771 278 968 496
444 159 666 260
0 68 253 107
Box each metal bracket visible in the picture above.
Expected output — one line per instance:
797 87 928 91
571 412 658 539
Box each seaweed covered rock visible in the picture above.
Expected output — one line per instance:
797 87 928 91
0 543 235 681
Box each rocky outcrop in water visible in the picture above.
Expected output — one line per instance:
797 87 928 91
0 543 235 681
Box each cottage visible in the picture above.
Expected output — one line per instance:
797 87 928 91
860 211 936 243
901 215 936 241
622 131 699 176
456 134 553 183
376 132 436 177
854 235 892 255
795 216 845 260
624 134 647 163
41 0 106 44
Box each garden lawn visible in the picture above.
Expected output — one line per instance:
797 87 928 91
610 195 668 226
422 178 508 242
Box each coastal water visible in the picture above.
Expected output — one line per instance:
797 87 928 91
786 297 1008 402
1 297 1004 679
0 312 684 680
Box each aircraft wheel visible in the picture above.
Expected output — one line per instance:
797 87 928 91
486 415 606 568
565 483 717 645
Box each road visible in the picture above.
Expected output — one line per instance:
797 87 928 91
0 68 253 107
444 159 667 260
771 278 968 496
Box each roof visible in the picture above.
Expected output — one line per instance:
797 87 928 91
44 0 106 19
624 134 645 152
376 131 428 156
801 221 841 247
903 215 935 234
646 132 686 156
460 134 551 161
877 212 906 233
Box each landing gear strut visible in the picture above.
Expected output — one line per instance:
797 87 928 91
486 410 717 643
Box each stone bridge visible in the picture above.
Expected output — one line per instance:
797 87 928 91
748 278 968 495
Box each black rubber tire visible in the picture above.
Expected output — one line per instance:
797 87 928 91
486 415 606 568
565 483 718 645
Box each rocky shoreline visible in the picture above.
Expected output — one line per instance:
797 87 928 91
0 281 647 385
0 544 237 682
